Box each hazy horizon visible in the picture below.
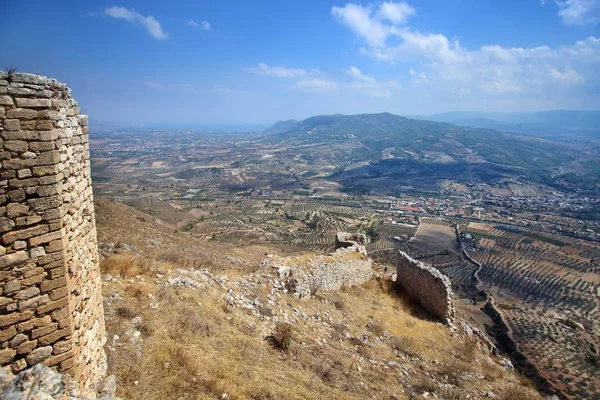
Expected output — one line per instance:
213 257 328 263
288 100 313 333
2 0 600 124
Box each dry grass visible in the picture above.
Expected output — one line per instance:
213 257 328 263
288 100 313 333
101 254 154 278
501 386 544 400
270 323 294 351
103 260 542 400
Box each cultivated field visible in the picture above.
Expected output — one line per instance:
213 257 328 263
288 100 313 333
464 224 600 399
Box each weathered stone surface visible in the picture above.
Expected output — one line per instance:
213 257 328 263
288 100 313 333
15 98 51 109
25 346 53 365
394 251 456 326
0 251 28 269
0 348 16 364
0 73 106 396
264 232 372 299
3 141 27 153
13 286 40 300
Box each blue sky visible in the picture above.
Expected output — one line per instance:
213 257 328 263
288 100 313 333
1 0 599 125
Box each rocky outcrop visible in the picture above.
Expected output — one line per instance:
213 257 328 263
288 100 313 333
335 231 367 255
0 73 106 395
394 251 455 325
263 232 372 298
1 364 118 400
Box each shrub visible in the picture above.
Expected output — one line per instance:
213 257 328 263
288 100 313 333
271 323 294 350
366 320 385 337
390 335 418 357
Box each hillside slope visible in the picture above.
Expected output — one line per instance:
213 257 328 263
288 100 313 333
95 197 543 400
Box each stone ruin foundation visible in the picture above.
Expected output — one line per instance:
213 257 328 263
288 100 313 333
394 251 455 325
0 72 106 395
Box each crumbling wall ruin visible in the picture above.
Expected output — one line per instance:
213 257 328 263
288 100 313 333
0 72 106 395
265 232 372 298
394 251 455 325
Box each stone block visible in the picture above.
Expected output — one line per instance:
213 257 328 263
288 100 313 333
37 327 70 346
28 230 62 247
0 311 34 328
58 356 74 372
0 325 17 342
20 272 46 287
0 348 16 364
31 322 57 339
36 185 59 197
12 240 26 250
6 202 28 218
25 345 52 365
10 73 47 85
3 141 28 153
38 130 60 142
43 348 73 367
34 120 55 131
7 189 26 202
36 297 68 315
11 358 27 372
9 333 27 348
40 277 66 293
0 96 14 106
16 315 51 332
15 98 51 108
17 294 49 311
27 195 62 212
15 215 42 227
28 142 54 152
32 165 59 177
5 108 37 119
3 120 21 131
13 286 40 300
16 169 31 179
2 224 49 245
49 286 68 301
0 217 15 233
0 251 28 269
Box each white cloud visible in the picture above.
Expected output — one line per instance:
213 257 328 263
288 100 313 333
332 3 390 47
188 20 212 31
550 66 584 84
377 1 415 24
331 2 415 47
556 0 600 25
345 66 376 83
105 6 169 40
333 1 600 100
250 62 308 78
292 79 338 91
409 69 429 84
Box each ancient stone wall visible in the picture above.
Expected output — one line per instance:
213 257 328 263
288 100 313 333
0 72 106 395
264 232 372 298
394 251 455 325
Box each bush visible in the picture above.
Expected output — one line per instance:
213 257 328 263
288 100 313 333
271 323 294 350
390 335 418 357
366 320 385 337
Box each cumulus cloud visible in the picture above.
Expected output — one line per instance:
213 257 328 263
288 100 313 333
556 0 600 25
333 1 600 99
250 62 308 78
377 1 415 24
333 3 394 47
188 20 212 31
345 66 376 83
105 6 169 39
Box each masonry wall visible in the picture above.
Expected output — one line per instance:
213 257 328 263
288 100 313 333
394 251 455 325
0 72 106 395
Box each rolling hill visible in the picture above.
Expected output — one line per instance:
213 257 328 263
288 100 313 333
264 113 598 193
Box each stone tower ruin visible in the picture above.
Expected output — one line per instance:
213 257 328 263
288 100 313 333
0 72 106 394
